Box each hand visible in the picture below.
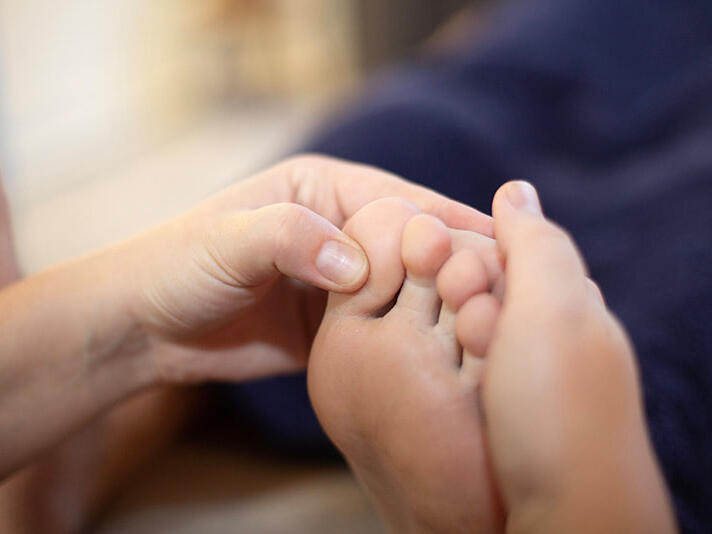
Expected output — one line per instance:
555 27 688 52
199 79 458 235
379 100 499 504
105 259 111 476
457 182 677 533
122 155 493 383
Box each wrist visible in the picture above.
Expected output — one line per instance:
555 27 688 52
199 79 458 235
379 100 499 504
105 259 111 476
83 242 159 392
50 244 159 400
0 246 157 476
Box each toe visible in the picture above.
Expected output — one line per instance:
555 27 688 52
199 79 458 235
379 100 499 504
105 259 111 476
328 197 421 316
457 293 500 389
437 250 496 371
395 214 452 324
437 249 490 313
450 229 502 286
456 293 501 362
461 348 487 384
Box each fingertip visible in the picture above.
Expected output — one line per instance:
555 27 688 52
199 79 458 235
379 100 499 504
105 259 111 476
505 181 542 215
315 237 369 292
493 181 541 216
492 181 542 249
250 203 371 293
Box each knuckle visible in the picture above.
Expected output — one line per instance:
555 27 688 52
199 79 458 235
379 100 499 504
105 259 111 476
284 154 328 183
272 202 310 236
200 211 250 285
267 203 318 257
282 155 333 206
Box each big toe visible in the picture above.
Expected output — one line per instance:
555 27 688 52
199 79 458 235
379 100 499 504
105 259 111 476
328 197 421 316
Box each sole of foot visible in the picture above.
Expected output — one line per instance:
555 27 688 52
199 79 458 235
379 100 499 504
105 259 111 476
309 197 503 533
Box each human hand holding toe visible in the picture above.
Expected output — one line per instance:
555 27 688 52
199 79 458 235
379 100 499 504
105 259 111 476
0 156 493 479
122 155 493 384
457 182 677 534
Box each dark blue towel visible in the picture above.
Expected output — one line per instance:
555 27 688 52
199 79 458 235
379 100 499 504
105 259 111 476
226 1 712 530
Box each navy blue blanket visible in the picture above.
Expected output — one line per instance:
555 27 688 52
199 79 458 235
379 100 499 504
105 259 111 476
226 1 712 530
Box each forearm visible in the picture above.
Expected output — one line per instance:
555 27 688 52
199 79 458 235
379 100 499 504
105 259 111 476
0 246 155 478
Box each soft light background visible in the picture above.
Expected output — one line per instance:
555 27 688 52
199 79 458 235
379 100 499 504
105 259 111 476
0 0 359 272
0 0 468 274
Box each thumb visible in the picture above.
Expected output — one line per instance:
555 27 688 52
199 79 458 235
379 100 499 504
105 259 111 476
492 181 589 313
213 203 369 292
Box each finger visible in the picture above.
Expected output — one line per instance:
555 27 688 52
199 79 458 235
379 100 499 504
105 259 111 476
330 157 494 236
258 155 494 236
492 181 590 313
209 203 369 293
354 175 494 237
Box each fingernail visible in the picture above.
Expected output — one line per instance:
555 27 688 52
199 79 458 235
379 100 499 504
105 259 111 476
316 241 367 286
506 181 541 215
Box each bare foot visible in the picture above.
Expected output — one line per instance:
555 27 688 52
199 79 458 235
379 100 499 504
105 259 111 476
308 198 503 533
453 182 678 534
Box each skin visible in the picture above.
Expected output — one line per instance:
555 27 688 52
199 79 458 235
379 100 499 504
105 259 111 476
309 198 504 533
464 182 678 534
0 161 677 533
0 155 492 523
309 182 678 534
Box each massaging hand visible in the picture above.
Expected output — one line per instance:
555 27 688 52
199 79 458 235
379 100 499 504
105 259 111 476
123 155 492 383
0 155 491 476
457 182 676 533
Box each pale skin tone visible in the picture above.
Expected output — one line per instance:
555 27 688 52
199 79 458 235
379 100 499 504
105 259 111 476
0 155 492 531
308 181 678 533
0 161 679 533
473 183 677 534
309 197 504 533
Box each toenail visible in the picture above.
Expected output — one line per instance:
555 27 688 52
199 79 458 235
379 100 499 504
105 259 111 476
506 181 541 215
316 240 368 287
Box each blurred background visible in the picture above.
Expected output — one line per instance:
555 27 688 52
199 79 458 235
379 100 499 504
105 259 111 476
0 0 473 273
